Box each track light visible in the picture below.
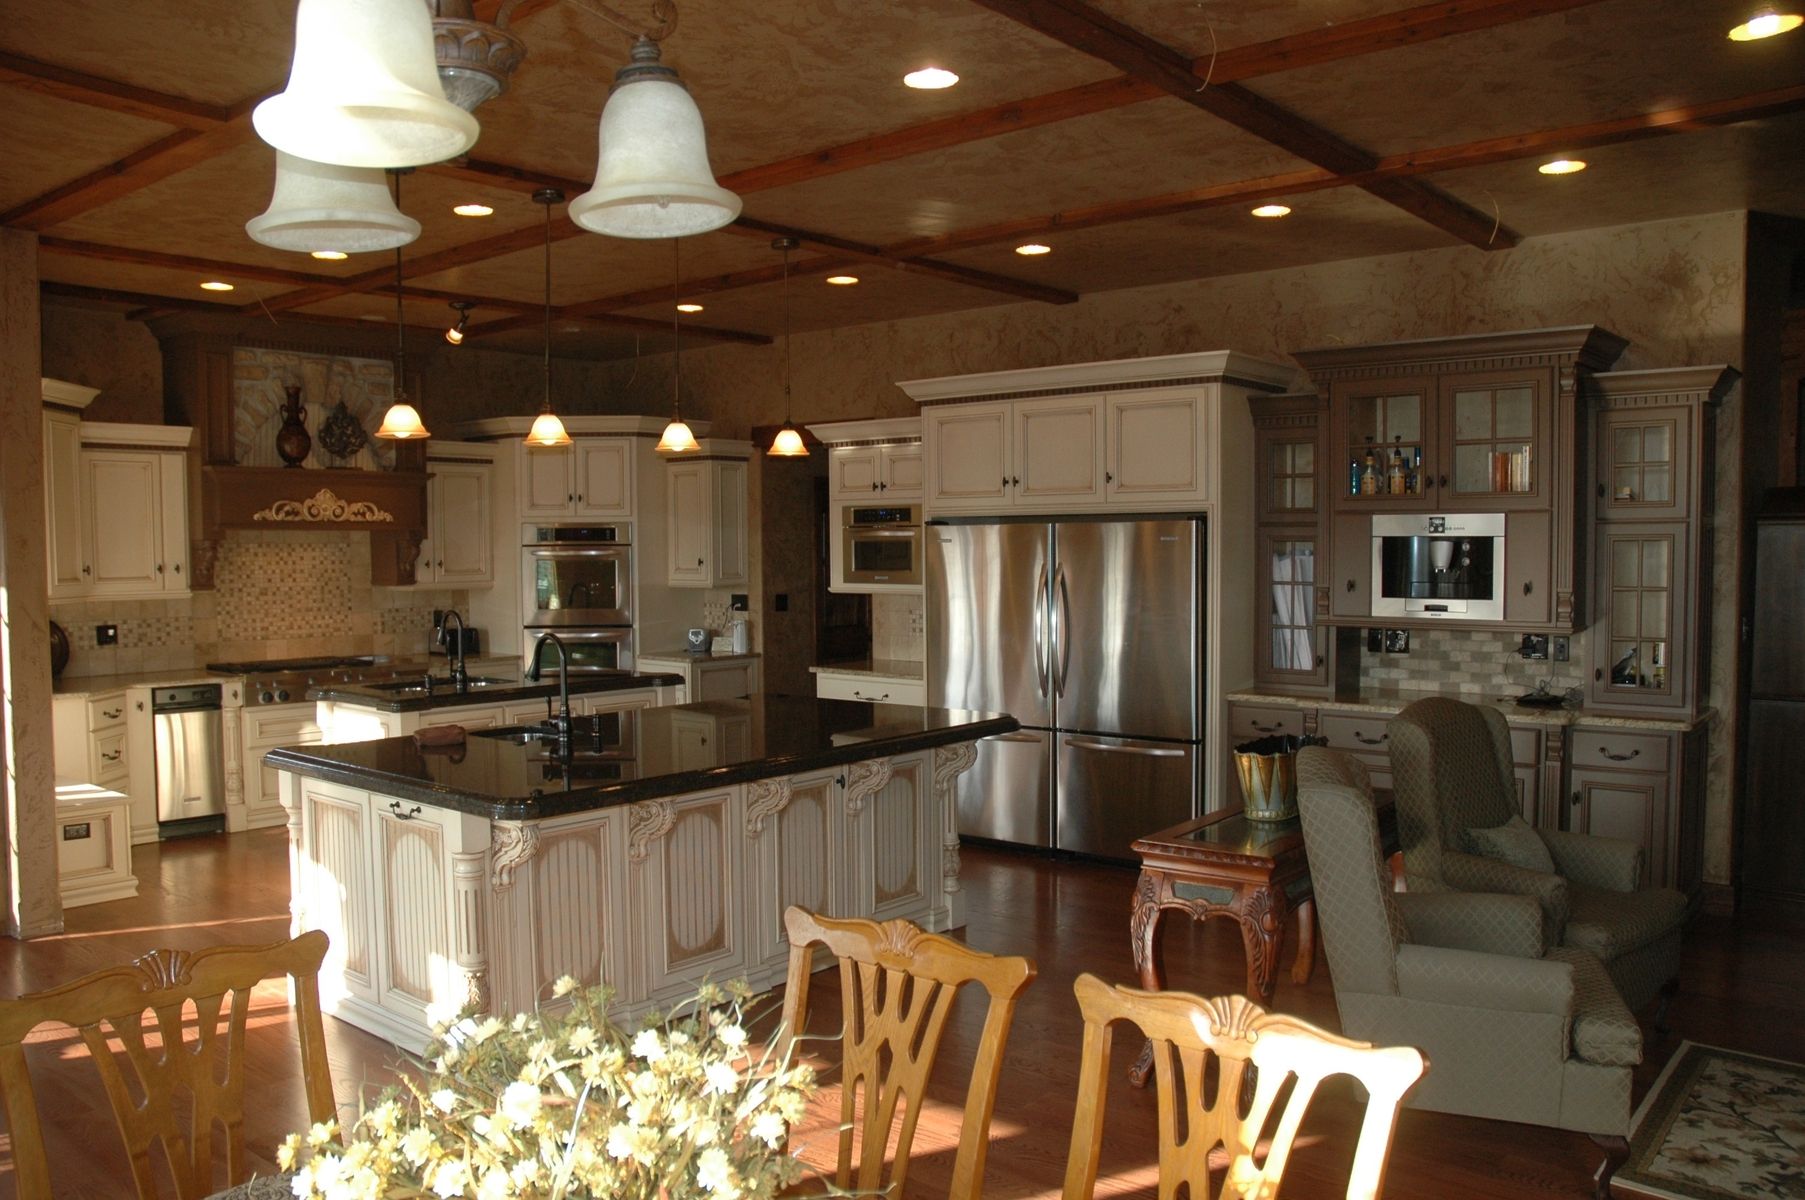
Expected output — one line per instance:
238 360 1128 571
445 300 474 345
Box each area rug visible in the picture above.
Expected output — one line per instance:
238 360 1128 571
1617 1041 1805 1199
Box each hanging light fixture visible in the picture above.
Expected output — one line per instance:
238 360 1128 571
254 0 479 170
767 236 807 458
657 235 700 453
428 0 529 112
375 172 430 441
445 301 475 345
567 2 741 239
247 152 422 254
524 189 574 449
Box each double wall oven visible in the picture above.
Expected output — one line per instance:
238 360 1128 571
522 525 635 671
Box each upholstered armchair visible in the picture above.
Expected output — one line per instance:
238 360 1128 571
1296 747 1640 1197
1387 696 1686 1014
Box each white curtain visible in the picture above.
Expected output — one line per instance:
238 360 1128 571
1271 546 1315 671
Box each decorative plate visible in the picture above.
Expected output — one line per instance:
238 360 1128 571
50 620 70 677
318 400 370 461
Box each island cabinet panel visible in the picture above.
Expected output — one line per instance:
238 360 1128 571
487 812 628 1019
628 789 749 1005
376 808 452 1022
852 753 936 923
747 769 846 977
299 780 377 1008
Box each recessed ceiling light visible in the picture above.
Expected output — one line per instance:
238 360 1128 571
1538 158 1587 175
310 250 348 261
825 275 860 286
453 203 494 217
1014 243 1052 256
1728 9 1802 39
1250 204 1292 218
903 67 959 90
676 302 704 313
199 280 234 292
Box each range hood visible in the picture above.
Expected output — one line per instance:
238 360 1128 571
197 465 428 587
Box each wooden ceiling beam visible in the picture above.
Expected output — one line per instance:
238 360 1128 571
0 51 233 129
966 0 1516 249
40 280 236 315
1 116 259 230
728 217 1079 305
461 309 773 346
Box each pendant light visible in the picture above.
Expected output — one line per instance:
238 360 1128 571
254 0 479 170
246 152 422 255
524 189 573 449
767 236 807 458
568 30 741 239
375 172 429 441
428 0 528 113
657 236 700 453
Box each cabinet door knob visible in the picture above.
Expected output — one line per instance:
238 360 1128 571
1523 580 1533 595
1002 476 1010 487
879 482 887 491
1346 579 1355 592
1012 475 1020 487
82 564 91 575
1315 654 1325 666
1439 474 1448 488
1597 483 1607 498
1571 790 1582 808
173 563 181 574
576 494 583 502
697 557 705 567
1105 471 1114 484
567 494 574 502
438 559 445 569
156 563 165 574
1595 668 1603 681
872 482 880 491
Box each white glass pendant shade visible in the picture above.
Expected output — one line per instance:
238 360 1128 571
569 43 741 239
246 152 423 253
525 410 573 448
767 424 807 457
657 417 700 453
376 403 429 439
254 0 479 169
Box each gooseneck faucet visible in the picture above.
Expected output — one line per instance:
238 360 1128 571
438 609 470 689
525 631 573 746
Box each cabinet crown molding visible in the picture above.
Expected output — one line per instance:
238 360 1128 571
898 351 1297 405
1292 325 1628 380
806 417 921 446
42 378 100 410
1588 365 1740 402
79 422 194 450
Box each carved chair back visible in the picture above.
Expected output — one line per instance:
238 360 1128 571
0 930 335 1200
779 906 1036 1200
1060 973 1426 1200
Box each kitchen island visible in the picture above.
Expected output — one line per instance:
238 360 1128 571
271 695 1014 1050
310 669 685 743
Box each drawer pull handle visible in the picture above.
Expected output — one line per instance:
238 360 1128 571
1354 732 1387 745
1598 747 1640 762
388 800 423 821
1251 720 1280 733
852 691 890 702
102 708 122 720
100 749 122 762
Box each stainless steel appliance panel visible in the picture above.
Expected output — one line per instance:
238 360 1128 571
957 729 1054 847
1370 512 1505 621
842 504 923 587
525 546 633 626
1051 518 1202 741
1055 732 1198 860
153 685 224 826
927 522 1052 728
522 626 634 673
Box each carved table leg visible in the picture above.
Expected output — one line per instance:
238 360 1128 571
1235 883 1284 1004
1128 871 1166 1088
1291 896 1316 985
1591 1133 1629 1199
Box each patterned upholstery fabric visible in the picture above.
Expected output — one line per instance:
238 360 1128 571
1389 697 1684 1013
1298 746 1637 1138
1466 813 1556 873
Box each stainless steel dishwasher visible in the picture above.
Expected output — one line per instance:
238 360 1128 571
153 684 225 838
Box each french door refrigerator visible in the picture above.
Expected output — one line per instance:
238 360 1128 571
926 516 1204 860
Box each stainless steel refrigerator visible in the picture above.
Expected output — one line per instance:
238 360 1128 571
926 517 1204 860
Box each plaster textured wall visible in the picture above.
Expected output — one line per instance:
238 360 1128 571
40 304 162 423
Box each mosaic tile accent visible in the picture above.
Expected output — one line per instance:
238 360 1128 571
1357 628 1588 696
872 594 925 664
214 533 356 641
233 348 396 470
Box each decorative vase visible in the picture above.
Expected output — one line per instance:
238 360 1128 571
276 384 312 467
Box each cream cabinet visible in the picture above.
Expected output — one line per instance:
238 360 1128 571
52 691 130 792
1107 387 1214 505
831 443 924 501
417 450 495 587
814 670 925 706
81 447 190 597
665 455 748 588
55 783 138 908
43 407 87 599
638 653 761 701
242 703 325 830
921 402 1012 512
518 438 633 520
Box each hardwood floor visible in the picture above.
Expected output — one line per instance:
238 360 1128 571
2 830 1801 1198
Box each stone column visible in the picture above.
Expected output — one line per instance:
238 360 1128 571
0 227 63 937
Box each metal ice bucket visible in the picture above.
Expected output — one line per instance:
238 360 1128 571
1233 734 1327 823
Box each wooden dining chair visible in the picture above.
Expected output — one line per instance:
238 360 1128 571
779 906 1036 1200
0 930 336 1200
1061 974 1426 1200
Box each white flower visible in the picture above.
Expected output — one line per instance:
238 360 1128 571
277 1133 301 1171
401 1126 437 1166
704 1061 740 1095
497 1080 542 1129
432 1089 459 1114
430 1159 468 1198
476 1168 512 1200
568 1025 599 1055
631 1028 665 1062
750 1111 787 1147
553 975 579 997
305 1120 339 1149
717 1023 748 1050
695 1146 738 1195
472 1017 504 1043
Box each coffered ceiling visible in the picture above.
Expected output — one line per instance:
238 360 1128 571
6 0 1803 362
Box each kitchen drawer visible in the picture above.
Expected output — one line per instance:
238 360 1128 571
1570 728 1671 773
1228 704 1307 740
1508 725 1541 767
815 674 926 706
245 705 324 747
90 727 128 785
87 692 128 732
1319 713 1393 753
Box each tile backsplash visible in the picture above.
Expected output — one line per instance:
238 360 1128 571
872 594 925 663
1355 628 1588 696
52 529 468 677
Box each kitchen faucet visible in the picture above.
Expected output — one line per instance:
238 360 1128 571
525 630 573 747
437 609 470 689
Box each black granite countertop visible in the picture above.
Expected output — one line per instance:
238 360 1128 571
264 694 1016 819
308 671 682 713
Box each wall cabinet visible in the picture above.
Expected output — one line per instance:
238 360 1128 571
43 408 87 599
831 442 924 501
665 457 748 588
1251 396 1333 693
416 453 494 587
81 446 191 597
518 439 633 520
1296 327 1629 631
1584 367 1732 718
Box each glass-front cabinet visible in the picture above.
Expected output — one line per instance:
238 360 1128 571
1252 395 1332 691
1257 531 1327 687
1596 406 1693 522
1336 381 1430 503
1330 371 1549 508
1446 371 1544 504
1591 525 1683 706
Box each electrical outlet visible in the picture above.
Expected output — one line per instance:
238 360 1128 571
1384 629 1411 654
1366 628 1384 653
1553 636 1570 662
729 593 749 612
1519 634 1549 660
774 593 789 612
95 623 118 646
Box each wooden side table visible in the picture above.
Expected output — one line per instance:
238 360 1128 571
1127 796 1394 1086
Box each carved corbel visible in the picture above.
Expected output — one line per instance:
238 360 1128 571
843 757 894 817
933 742 979 899
490 821 540 890
627 799 677 863
744 777 792 838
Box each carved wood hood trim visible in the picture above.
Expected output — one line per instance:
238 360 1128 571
197 466 428 589
252 488 395 523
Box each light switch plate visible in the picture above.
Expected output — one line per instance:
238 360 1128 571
95 623 118 646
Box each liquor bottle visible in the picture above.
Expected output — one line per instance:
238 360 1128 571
1388 439 1406 495
1360 447 1379 496
1409 447 1422 494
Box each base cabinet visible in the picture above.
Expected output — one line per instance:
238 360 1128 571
55 784 138 908
814 671 926 706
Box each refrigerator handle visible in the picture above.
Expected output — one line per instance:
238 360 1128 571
1067 737 1188 758
1033 562 1049 696
1054 564 1072 698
